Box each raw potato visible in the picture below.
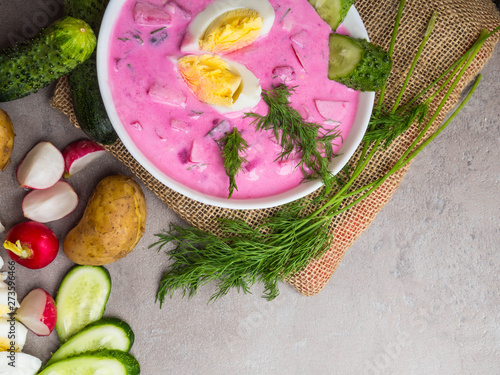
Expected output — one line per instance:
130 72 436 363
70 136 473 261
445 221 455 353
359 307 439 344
63 175 147 265
0 108 15 171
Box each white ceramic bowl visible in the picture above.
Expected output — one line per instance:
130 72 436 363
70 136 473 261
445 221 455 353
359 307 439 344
97 1 374 210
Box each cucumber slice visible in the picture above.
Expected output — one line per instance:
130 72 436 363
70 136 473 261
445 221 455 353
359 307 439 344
39 350 140 375
328 34 363 77
46 318 134 367
56 266 111 343
308 0 355 31
328 34 392 91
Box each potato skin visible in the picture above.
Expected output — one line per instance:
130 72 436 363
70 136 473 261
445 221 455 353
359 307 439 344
63 174 147 265
0 108 15 171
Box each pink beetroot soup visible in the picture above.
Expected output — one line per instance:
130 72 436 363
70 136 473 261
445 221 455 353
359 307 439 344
108 0 359 199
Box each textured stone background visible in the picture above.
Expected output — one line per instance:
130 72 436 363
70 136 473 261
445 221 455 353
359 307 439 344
0 1 499 374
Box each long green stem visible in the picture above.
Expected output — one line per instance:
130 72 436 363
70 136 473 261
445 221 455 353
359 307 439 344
330 75 481 218
418 30 488 108
393 35 483 170
391 11 437 112
308 139 381 220
396 75 482 167
398 25 499 112
377 0 406 109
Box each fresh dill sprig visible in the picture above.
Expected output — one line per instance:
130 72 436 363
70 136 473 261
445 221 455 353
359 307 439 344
152 203 331 305
363 103 428 148
245 84 342 193
151 1 497 303
365 10 436 149
331 164 355 191
220 127 248 198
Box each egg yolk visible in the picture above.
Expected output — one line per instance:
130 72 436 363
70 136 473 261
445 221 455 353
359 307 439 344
0 305 8 316
0 337 19 351
199 9 263 53
178 54 243 108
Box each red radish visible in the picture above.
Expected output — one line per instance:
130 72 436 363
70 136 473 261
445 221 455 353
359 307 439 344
170 118 190 133
165 1 191 20
292 44 308 72
272 66 296 84
22 181 79 223
16 288 57 336
17 141 64 190
148 81 187 107
62 139 106 178
189 139 207 163
134 1 172 26
315 100 352 123
290 30 308 48
3 221 59 269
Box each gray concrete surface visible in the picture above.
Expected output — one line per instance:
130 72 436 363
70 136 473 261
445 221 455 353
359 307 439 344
1 1 499 374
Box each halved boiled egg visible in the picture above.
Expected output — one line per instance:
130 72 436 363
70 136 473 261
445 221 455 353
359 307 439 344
0 352 42 374
178 54 261 114
181 0 275 54
0 279 19 317
0 317 27 351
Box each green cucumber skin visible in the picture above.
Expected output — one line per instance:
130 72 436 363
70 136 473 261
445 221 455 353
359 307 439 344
64 0 110 31
39 350 140 375
308 0 355 31
68 60 117 145
339 0 355 26
46 318 135 367
329 34 392 92
65 0 118 145
0 17 96 102
56 265 112 343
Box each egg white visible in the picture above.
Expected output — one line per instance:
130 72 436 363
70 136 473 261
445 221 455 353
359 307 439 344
0 317 27 350
0 352 42 373
0 290 19 317
181 0 276 53
211 58 262 114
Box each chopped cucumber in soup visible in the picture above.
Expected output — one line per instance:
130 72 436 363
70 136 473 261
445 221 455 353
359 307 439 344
308 0 355 31
328 33 392 91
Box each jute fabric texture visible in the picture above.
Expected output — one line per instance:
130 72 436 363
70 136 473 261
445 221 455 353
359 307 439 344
51 0 500 296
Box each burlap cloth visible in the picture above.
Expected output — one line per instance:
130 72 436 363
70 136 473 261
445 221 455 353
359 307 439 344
51 0 500 296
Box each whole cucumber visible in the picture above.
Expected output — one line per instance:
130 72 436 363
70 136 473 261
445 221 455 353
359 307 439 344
0 17 96 102
65 0 118 145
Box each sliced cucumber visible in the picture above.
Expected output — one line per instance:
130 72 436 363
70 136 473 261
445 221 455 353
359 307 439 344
308 0 355 31
56 265 111 343
328 33 392 91
39 350 140 375
328 33 363 77
46 318 134 366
